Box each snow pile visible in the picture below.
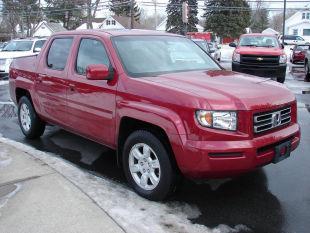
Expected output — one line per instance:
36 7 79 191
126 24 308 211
0 136 250 233
220 44 234 61
0 148 11 168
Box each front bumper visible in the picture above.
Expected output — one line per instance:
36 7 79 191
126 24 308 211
232 62 287 78
175 123 300 179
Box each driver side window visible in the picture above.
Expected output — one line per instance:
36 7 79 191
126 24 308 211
76 38 110 75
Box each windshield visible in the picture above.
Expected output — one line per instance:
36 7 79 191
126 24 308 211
239 36 279 48
2 40 33 51
112 36 220 77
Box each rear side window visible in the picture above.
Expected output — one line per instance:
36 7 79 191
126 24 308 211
47 38 73 70
76 38 110 75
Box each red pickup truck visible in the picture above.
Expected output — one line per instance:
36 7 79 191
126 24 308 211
230 33 287 83
9 30 300 201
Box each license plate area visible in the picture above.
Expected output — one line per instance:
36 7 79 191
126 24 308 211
273 140 291 163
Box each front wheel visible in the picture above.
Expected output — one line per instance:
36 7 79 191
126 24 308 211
122 130 178 201
18 96 45 139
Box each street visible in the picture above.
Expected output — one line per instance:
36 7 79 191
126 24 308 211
0 61 309 233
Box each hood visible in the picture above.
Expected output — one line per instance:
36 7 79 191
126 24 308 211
0 51 34 59
142 70 295 111
235 46 284 56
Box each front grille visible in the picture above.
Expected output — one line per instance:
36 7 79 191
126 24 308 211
254 107 291 134
241 55 279 65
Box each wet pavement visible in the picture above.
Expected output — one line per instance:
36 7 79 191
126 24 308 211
0 65 309 233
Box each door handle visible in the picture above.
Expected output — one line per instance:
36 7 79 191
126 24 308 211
36 74 46 83
69 83 75 91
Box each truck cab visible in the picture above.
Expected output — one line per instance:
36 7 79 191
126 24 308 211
230 33 287 83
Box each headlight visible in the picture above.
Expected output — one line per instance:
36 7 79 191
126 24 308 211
232 52 240 63
279 54 287 64
195 110 237 131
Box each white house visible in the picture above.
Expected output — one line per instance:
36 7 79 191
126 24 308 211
285 4 310 41
262 28 279 36
76 16 145 31
33 21 67 37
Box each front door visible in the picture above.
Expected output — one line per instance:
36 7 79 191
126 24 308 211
66 36 117 146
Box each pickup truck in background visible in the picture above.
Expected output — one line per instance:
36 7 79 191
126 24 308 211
230 33 287 83
9 30 300 201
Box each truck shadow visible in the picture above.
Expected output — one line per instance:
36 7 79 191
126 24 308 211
174 170 284 233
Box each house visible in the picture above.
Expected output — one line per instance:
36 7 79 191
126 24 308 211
156 18 204 32
76 16 144 30
262 28 279 36
33 21 67 37
285 3 310 41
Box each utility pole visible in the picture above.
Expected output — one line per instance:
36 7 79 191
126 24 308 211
87 0 92 29
182 1 188 36
130 0 134 29
282 0 286 44
152 0 157 29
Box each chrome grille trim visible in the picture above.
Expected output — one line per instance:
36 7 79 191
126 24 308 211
254 107 291 133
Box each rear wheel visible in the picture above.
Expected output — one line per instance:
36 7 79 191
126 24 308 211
122 130 178 201
18 96 45 139
305 61 310 82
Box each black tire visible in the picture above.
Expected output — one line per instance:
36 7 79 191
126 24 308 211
18 96 45 139
122 130 177 201
305 62 310 82
277 74 286 83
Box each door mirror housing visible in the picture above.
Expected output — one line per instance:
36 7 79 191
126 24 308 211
281 44 285 49
86 64 111 80
229 42 237 47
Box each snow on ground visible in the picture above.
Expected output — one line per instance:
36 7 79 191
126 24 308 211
0 81 9 86
0 136 250 233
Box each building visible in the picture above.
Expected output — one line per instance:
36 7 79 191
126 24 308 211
262 28 279 36
285 4 310 41
33 21 67 37
76 16 144 30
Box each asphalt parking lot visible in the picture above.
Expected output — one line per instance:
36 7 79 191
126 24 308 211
0 61 309 233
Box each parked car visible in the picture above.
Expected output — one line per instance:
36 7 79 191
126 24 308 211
208 42 221 61
290 44 310 64
0 41 8 51
0 37 47 80
192 39 221 62
304 48 310 81
230 33 287 83
9 30 300 201
278 35 309 45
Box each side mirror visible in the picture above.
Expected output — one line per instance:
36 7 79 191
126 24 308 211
33 47 41 53
290 47 293 50
281 44 285 49
217 45 221 49
86 64 111 80
229 42 236 47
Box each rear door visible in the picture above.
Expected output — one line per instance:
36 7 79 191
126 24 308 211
35 37 74 126
66 35 117 146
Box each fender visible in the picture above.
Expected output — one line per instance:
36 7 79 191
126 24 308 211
116 100 187 143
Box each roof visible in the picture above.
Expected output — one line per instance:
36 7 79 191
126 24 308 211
112 16 145 29
34 21 67 33
53 29 181 37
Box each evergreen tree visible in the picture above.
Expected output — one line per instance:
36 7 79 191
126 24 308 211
45 0 86 30
110 0 141 22
251 8 269 33
203 0 251 38
166 0 198 34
